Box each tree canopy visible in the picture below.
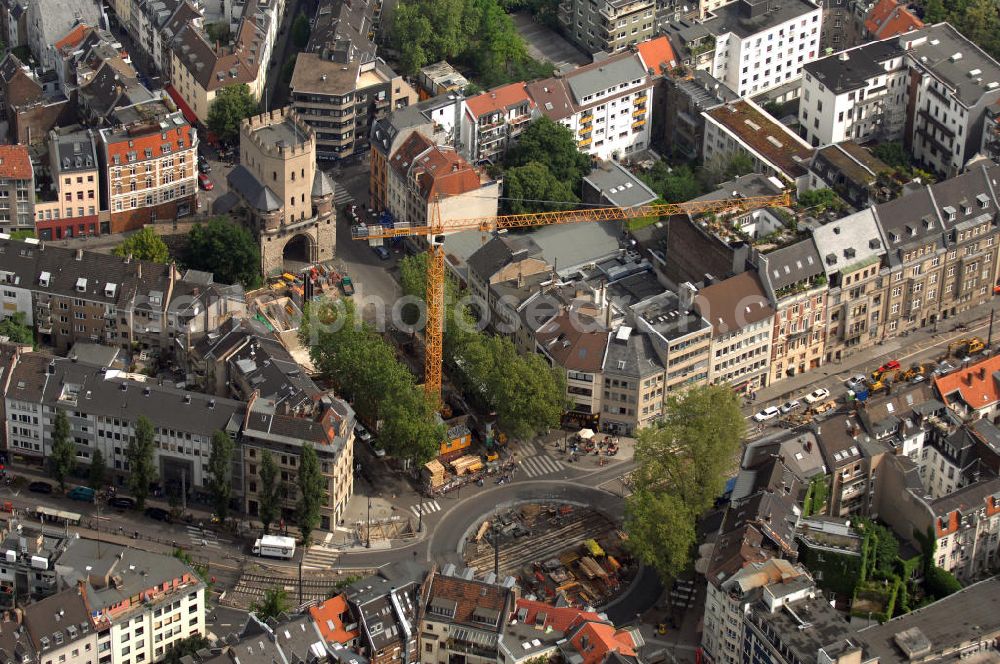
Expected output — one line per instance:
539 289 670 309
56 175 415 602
208 431 234 521
505 117 591 183
258 450 281 534
917 0 1000 61
127 416 158 509
291 13 311 48
250 587 291 621
503 161 578 214
113 227 170 263
296 443 325 546
207 84 258 144
183 218 262 288
391 0 553 87
88 448 107 490
639 162 703 204
0 312 33 345
798 187 845 214
626 384 745 580
301 299 444 463
49 410 76 492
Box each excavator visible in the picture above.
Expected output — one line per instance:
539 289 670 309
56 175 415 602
948 337 985 357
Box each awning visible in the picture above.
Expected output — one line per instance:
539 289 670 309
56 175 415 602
165 84 198 126
578 428 595 440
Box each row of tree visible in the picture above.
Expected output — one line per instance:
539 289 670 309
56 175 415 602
390 0 553 87
48 412 327 544
398 254 566 440
921 0 1000 62
625 385 745 580
112 219 263 289
301 299 446 464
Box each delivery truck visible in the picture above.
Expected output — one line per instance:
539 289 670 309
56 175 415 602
252 535 296 559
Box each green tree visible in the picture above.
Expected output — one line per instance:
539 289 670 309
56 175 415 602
49 410 76 492
626 385 745 576
379 387 446 464
258 450 281 534
126 416 158 510
8 230 34 240
88 448 107 490
478 335 565 439
0 312 33 345
207 84 258 144
505 117 591 184
503 161 578 214
391 2 435 74
250 587 291 621
163 635 211 664
183 218 262 288
872 141 908 169
798 188 845 214
296 443 325 546
725 152 754 179
291 13 311 48
113 227 170 263
922 0 946 22
208 431 234 521
204 22 231 44
925 566 962 598
625 490 696 580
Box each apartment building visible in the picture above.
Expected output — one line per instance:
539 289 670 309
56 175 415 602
757 239 827 383
0 52 75 145
800 39 908 147
461 83 535 164
22 588 99 664
97 101 198 233
0 518 71 606
227 108 336 276
982 101 1000 163
904 24 1000 177
0 144 34 234
690 272 774 391
535 310 609 429
863 0 923 41
661 70 737 160
812 208 887 360
806 142 893 210
672 0 822 99
344 577 419 664
25 0 103 73
59 539 206 664
703 99 814 186
702 559 810 664
873 161 1000 336
419 569 514 664
557 0 656 55
383 131 500 239
934 354 1000 421
242 393 355 528
526 50 653 161
34 128 102 239
600 326 664 435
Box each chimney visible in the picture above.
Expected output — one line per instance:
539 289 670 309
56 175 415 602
979 367 987 380
678 282 697 311
136 262 141 279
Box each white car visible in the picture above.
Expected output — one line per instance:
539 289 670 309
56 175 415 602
354 423 372 443
753 406 780 422
779 400 801 414
804 388 831 405
370 442 387 458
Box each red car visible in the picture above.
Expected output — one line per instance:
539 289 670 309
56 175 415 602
198 173 214 191
878 360 900 372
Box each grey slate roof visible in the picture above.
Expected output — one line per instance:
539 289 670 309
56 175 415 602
811 208 885 276
757 239 823 295
22 589 92 653
702 0 820 40
906 23 1000 107
52 129 97 173
28 0 103 55
564 53 646 105
804 39 904 95
603 328 663 377
312 168 335 198
467 235 544 283
583 162 658 209
228 164 282 212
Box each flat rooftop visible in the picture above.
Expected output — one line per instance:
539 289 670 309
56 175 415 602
706 100 813 179
252 118 309 148
805 39 904 95
704 0 820 40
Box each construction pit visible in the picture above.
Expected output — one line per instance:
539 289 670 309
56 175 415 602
462 503 637 609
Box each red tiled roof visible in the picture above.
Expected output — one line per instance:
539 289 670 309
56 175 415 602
933 354 1000 413
417 150 484 200
389 132 435 180
310 594 359 645
865 0 924 39
0 144 33 180
568 621 637 664
55 23 90 52
425 574 509 629
635 36 678 76
102 121 193 165
465 82 533 119
513 599 603 633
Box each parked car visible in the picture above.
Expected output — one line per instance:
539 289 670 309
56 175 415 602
753 406 780 422
804 388 831 404
144 507 171 522
28 481 52 494
878 360 901 373
779 399 801 414
355 423 372 443
373 245 390 260
67 486 96 502
110 496 136 509
845 374 867 390
198 173 214 190
198 155 211 173
370 443 387 458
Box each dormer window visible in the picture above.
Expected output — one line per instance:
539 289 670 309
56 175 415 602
39 271 50 287
76 278 87 293
978 193 990 209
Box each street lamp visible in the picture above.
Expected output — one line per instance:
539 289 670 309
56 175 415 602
418 503 423 533
366 494 371 549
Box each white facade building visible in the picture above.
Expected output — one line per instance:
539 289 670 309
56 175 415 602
701 0 823 99
526 50 653 161
799 38 909 147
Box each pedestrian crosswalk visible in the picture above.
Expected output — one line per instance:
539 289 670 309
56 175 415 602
186 525 219 549
518 454 565 478
410 500 441 518
302 545 340 570
333 184 354 207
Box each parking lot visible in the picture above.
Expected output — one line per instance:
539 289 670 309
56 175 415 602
511 12 590 70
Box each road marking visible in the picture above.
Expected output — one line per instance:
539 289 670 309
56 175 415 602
519 454 564 478
302 546 340 570
186 525 219 549
333 185 354 206
410 500 441 517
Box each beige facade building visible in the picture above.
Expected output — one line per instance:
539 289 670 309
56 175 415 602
227 108 336 276
557 0 656 55
34 128 101 240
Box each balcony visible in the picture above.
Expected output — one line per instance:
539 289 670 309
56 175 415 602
579 125 592 136
509 114 531 126
578 137 592 147
632 119 646 128
579 114 593 124
632 107 646 117
634 94 647 104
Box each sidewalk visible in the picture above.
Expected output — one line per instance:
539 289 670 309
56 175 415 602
754 305 996 407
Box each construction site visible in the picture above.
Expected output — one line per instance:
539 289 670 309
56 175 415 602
463 503 636 609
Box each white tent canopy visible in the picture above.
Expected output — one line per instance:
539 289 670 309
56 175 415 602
578 428 595 440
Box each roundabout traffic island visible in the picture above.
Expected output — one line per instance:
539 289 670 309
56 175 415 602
461 502 638 609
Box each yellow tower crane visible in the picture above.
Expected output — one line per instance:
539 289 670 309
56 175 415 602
352 192 791 405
